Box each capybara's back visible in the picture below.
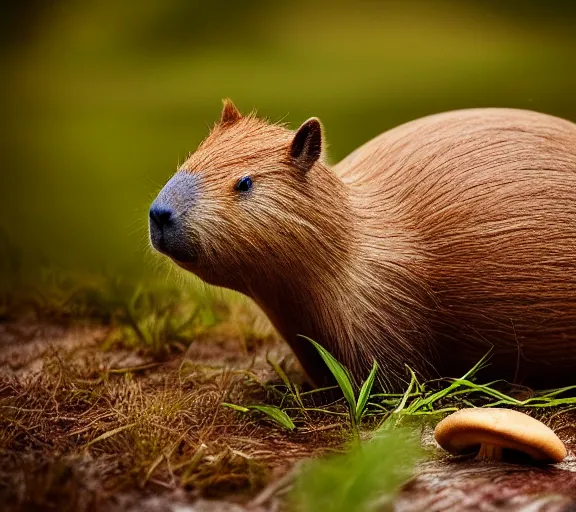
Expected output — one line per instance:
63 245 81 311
337 108 576 387
150 103 576 390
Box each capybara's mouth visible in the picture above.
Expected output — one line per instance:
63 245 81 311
152 238 198 266
149 211 201 265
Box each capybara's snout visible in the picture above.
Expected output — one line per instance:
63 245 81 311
149 171 199 264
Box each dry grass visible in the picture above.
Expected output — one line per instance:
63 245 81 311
3 267 576 511
0 271 348 511
0 340 347 511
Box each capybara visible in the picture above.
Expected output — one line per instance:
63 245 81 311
149 100 576 390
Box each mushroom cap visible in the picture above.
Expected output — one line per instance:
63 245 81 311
434 408 567 463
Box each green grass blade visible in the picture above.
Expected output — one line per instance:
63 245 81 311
298 385 340 396
537 385 576 398
292 382 307 412
393 366 417 414
222 402 295 430
247 405 296 430
299 335 357 412
267 354 293 392
221 402 249 413
404 350 495 414
355 360 378 423
460 348 493 380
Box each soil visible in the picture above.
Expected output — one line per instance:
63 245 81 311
2 320 576 512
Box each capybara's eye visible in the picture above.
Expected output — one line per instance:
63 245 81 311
235 176 253 192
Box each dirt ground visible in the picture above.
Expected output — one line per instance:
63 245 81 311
2 320 576 512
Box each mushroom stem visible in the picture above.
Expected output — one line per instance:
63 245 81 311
476 443 503 461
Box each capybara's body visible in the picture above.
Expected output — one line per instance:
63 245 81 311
150 103 576 390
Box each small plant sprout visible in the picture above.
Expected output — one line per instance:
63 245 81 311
300 336 379 437
221 338 378 436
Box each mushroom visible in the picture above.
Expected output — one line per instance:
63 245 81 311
434 408 567 463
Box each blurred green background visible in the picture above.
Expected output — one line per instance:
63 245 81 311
1 0 575 287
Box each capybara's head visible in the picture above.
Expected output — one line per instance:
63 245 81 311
149 100 347 291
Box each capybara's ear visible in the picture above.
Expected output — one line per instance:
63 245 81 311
220 98 242 126
290 118 322 172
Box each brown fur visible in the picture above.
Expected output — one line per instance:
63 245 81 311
153 103 576 391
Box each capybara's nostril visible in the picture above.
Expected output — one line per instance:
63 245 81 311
149 205 173 229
